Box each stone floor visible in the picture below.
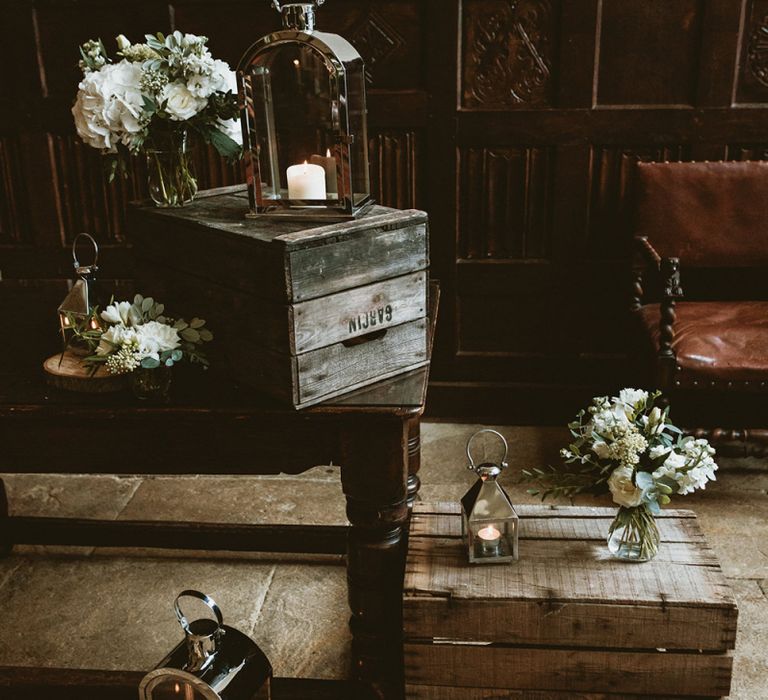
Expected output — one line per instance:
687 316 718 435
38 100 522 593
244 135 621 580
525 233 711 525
1 422 767 698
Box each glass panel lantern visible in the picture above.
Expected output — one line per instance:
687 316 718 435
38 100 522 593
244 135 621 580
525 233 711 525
139 590 272 700
461 429 519 564
238 1 373 220
58 233 102 350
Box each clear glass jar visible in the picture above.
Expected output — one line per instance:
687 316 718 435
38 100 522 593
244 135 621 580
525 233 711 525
607 504 660 562
132 366 172 401
146 130 198 207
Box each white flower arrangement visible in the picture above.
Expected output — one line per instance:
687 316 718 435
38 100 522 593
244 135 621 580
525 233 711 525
526 389 718 509
73 294 213 374
526 389 718 559
72 32 241 178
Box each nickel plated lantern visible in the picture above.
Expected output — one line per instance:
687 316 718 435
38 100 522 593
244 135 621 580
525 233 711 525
138 590 272 700
238 0 372 220
461 429 519 564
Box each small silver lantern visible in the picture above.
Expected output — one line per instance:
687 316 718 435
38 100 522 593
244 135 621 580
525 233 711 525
238 0 372 220
139 590 272 700
461 429 519 564
58 233 101 344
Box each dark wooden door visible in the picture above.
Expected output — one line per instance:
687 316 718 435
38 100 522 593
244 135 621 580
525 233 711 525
2 1 768 421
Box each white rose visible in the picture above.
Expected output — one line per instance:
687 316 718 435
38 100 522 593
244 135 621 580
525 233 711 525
607 466 645 508
162 82 207 121
101 301 133 326
96 325 138 356
618 388 648 408
592 439 612 459
135 321 180 361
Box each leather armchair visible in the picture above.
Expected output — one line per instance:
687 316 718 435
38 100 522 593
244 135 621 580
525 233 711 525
631 160 768 453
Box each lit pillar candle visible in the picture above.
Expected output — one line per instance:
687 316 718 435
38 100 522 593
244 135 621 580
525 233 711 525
310 149 338 195
286 161 326 200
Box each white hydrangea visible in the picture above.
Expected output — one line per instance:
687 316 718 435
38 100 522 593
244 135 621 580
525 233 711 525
72 60 145 152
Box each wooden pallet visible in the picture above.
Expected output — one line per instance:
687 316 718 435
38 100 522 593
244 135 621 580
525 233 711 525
403 502 738 699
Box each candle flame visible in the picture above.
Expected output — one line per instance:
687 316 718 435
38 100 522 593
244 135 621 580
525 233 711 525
293 59 300 67
326 148 331 158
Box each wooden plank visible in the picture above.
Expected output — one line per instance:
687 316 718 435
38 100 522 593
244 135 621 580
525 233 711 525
403 597 737 652
403 644 733 697
405 685 721 699
297 319 428 406
6 517 347 554
409 510 704 542
405 536 730 606
0 667 370 700
293 271 427 353
288 222 429 302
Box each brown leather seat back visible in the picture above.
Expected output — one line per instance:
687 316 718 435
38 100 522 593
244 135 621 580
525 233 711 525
634 160 768 267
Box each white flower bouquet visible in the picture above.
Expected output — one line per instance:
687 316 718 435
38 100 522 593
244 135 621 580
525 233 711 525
72 32 241 205
71 295 212 376
525 389 718 560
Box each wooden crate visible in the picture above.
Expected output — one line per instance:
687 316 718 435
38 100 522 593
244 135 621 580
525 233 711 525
403 502 738 699
128 186 429 408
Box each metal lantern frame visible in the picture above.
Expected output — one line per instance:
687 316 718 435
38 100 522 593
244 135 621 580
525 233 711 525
58 232 101 341
138 590 272 700
461 429 520 565
238 1 373 220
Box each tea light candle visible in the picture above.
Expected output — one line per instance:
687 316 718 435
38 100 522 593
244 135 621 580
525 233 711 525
310 148 338 195
477 525 501 553
286 161 326 200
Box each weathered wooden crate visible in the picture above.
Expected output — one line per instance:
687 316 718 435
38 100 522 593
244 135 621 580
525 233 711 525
128 186 429 408
403 502 738 699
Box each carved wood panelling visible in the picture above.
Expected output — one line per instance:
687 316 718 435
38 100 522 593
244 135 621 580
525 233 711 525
349 9 406 85
369 131 419 210
0 137 30 244
462 0 556 109
588 145 693 257
596 0 704 106
459 147 551 259
738 0 768 103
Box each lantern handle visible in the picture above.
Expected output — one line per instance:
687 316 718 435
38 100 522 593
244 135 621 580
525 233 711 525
271 0 325 11
71 232 99 276
174 590 224 635
466 429 509 472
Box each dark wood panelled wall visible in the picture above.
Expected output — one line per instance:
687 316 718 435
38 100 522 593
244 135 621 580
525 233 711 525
2 1 768 421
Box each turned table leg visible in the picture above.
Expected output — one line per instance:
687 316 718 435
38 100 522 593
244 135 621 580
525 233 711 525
341 417 411 699
0 478 10 557
406 416 421 509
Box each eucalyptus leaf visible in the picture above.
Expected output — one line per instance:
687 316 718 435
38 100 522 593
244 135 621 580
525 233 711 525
181 327 200 342
199 329 213 342
171 349 183 361
190 318 205 329
165 358 174 367
141 357 160 369
134 294 144 305
173 319 188 330
141 297 154 312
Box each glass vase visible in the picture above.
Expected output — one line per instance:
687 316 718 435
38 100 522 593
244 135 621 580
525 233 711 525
146 131 198 207
131 366 172 402
607 504 660 562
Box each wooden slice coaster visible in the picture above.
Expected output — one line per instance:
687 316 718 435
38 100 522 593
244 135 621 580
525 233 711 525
43 351 129 393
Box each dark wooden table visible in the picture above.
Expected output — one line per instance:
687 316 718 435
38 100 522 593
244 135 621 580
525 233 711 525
0 286 438 700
